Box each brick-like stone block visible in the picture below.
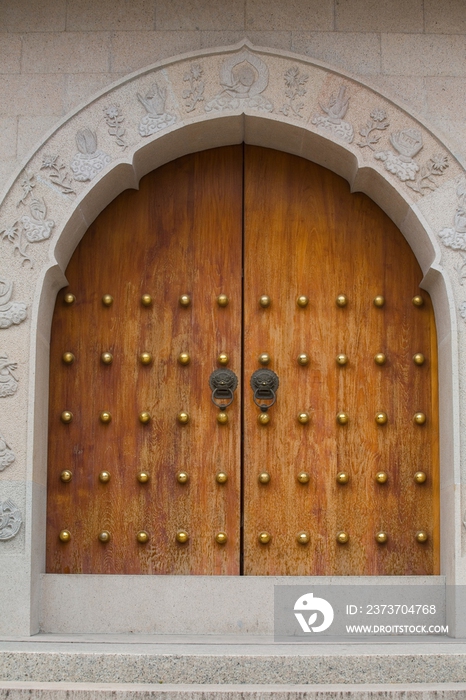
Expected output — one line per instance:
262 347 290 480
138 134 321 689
292 32 381 76
0 75 66 116
426 77 466 124
246 0 334 31
64 74 125 112
17 116 59 158
0 34 22 74
22 32 111 74
0 118 17 160
110 31 200 73
0 0 66 32
365 75 427 116
156 0 245 30
382 34 466 77
335 0 424 33
425 0 466 34
66 0 156 31
200 31 292 51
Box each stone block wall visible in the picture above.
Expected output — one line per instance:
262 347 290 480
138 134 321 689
1 0 466 192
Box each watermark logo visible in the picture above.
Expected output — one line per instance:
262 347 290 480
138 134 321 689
294 592 334 633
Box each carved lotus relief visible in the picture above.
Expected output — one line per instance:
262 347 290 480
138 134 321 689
205 51 273 113
311 86 354 143
0 499 22 540
71 129 111 182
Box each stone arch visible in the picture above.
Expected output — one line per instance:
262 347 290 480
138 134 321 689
0 41 463 634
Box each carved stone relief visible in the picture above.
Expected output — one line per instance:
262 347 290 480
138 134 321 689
0 499 22 540
20 198 54 243
0 433 15 471
312 85 354 143
17 170 36 207
279 66 308 119
0 355 18 397
40 155 76 197
357 108 390 150
0 279 27 329
137 82 177 136
103 104 127 149
205 51 273 113
182 64 205 113
374 128 423 182
70 129 111 182
439 181 466 253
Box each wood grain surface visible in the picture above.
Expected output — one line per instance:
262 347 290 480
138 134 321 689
47 145 438 575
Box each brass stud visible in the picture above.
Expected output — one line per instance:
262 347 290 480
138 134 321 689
375 412 388 425
297 471 310 484
217 412 228 425
297 295 309 308
414 471 427 484
139 411 151 424
375 531 388 544
62 352 75 365
298 353 310 366
179 294 191 307
98 530 111 543
216 471 228 484
259 295 271 308
102 294 113 306
413 412 426 425
336 531 349 544
217 294 229 307
99 471 111 483
297 412 310 424
101 352 113 365
64 293 76 305
336 412 349 425
336 294 348 307
139 352 153 365
258 353 270 365
176 530 189 543
218 352 229 366
137 471 150 483
297 531 310 544
258 531 271 544
415 530 428 543
136 530 149 543
375 471 388 484
412 295 424 307
100 411 112 424
60 410 73 424
60 469 73 483
176 471 189 484
59 529 71 542
178 352 190 365
374 353 387 365
177 411 189 425
215 532 228 544
141 294 152 307
413 353 425 366
258 412 270 425
373 295 385 307
336 354 348 366
336 472 349 484
259 472 271 484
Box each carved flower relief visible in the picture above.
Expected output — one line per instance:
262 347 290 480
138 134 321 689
311 86 354 143
0 434 15 472
0 279 27 330
205 52 274 113
439 181 466 252
0 499 22 540
20 198 54 243
137 82 177 137
70 128 111 182
0 355 18 397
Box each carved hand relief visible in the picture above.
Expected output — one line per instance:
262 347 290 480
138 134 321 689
183 64 205 113
0 355 18 397
103 104 127 149
357 108 390 150
71 129 111 182
137 82 177 136
205 51 273 113
279 66 309 119
0 499 22 540
312 85 354 143
40 155 76 197
0 279 27 329
0 434 15 471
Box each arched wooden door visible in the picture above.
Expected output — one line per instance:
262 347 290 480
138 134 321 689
46 146 439 576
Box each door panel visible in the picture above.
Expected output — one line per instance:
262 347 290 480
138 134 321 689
47 145 439 576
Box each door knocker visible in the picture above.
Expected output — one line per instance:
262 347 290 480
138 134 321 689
209 369 238 410
250 369 279 413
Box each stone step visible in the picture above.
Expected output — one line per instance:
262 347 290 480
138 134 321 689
1 682 466 699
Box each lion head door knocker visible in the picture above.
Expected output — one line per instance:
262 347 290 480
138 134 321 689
250 369 279 426
209 369 238 425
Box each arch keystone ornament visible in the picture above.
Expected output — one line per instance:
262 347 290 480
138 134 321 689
0 39 464 636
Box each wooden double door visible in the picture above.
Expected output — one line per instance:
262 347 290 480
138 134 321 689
47 145 439 576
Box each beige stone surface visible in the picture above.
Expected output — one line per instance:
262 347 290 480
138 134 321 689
381 34 466 77
66 0 156 32
335 0 424 33
156 0 245 31
0 34 22 74
17 117 58 158
364 76 426 116
292 32 381 75
64 74 125 113
21 32 111 75
425 0 466 34
246 0 334 31
0 0 66 33
0 75 66 117
110 31 201 73
425 78 466 125
200 31 292 51
0 119 17 161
